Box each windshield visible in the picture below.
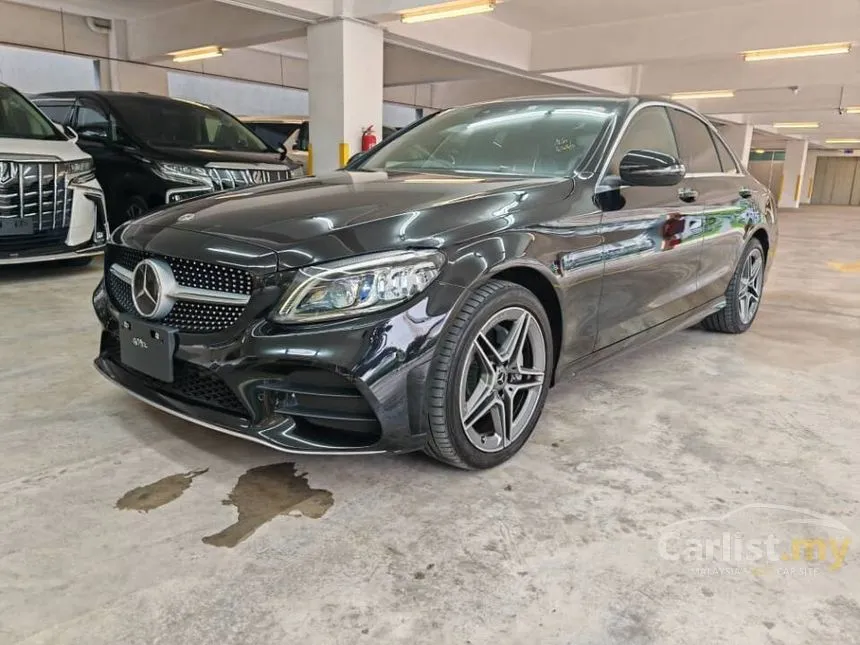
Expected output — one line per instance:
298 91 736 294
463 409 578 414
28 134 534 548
0 86 64 141
110 96 272 152
356 101 616 177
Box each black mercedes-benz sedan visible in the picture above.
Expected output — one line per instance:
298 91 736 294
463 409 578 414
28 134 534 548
92 96 777 469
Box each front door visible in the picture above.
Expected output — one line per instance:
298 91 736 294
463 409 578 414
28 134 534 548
594 106 704 349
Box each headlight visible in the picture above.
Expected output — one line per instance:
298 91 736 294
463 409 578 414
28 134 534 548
152 162 212 186
68 158 96 184
289 164 305 179
271 250 444 323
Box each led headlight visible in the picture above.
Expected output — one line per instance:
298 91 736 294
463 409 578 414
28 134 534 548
152 162 212 186
68 158 96 184
272 250 444 323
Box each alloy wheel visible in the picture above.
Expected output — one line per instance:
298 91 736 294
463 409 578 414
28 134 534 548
458 306 547 453
738 247 764 324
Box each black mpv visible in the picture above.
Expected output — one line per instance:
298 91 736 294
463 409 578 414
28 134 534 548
33 91 301 228
92 96 777 469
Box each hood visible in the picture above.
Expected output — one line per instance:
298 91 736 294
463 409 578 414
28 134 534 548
0 137 90 162
133 170 574 269
145 145 300 171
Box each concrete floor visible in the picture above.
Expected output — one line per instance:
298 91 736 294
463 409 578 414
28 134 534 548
1 206 858 645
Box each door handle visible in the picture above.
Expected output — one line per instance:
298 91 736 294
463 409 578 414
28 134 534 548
678 187 698 203
738 187 753 199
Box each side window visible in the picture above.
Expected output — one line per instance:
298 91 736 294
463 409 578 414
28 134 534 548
609 107 678 175
668 109 722 173
74 101 114 141
712 132 740 173
36 101 73 125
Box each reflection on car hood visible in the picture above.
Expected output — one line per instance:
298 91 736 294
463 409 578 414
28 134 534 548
126 170 575 269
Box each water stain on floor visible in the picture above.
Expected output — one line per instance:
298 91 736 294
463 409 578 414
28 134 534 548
202 462 333 548
116 468 209 512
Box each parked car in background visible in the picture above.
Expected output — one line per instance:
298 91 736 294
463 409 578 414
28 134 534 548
240 115 400 172
0 83 107 266
32 92 302 227
92 95 776 469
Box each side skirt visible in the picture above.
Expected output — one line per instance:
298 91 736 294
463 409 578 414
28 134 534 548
556 297 727 381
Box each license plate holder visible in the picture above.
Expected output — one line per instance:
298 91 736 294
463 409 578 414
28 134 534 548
0 218 34 237
118 314 177 382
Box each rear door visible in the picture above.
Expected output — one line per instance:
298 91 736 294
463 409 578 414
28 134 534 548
668 108 757 304
594 105 705 349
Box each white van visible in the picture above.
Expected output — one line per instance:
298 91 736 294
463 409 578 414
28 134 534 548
1 83 107 266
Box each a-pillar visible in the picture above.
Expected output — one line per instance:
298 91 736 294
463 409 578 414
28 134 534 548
307 18 383 174
778 139 809 209
719 123 753 169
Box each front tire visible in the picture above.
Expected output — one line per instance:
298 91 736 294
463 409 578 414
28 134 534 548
424 280 553 469
701 238 765 334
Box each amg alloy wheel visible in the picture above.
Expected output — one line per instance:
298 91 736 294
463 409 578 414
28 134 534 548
702 238 766 334
459 307 546 452
425 280 552 469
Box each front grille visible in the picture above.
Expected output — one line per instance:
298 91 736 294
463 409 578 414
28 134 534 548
105 245 253 334
206 167 290 192
0 160 74 230
102 332 246 416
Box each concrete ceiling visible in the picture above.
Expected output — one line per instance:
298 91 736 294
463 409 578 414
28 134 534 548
8 0 860 149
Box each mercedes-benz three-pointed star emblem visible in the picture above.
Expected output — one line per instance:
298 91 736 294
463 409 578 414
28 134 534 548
131 258 176 319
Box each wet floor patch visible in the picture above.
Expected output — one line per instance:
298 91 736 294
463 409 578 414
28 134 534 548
116 468 208 512
202 462 333 548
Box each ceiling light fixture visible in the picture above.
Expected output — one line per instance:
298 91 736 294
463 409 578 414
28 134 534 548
742 42 851 62
825 138 860 144
669 90 735 100
772 122 819 129
844 107 860 114
170 45 224 63
755 149 766 154
400 0 496 23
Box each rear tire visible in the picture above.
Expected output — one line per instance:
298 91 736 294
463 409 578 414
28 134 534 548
424 280 553 470
701 238 765 334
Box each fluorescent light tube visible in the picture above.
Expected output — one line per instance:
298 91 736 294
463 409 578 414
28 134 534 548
743 42 851 62
825 138 860 144
669 90 735 100
171 46 224 63
844 107 860 114
400 0 495 23
772 122 819 129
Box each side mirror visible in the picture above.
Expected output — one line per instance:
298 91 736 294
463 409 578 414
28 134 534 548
64 125 79 144
76 127 109 142
53 122 78 144
619 149 685 187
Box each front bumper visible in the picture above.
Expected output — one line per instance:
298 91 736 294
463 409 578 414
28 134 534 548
0 181 108 265
93 279 460 455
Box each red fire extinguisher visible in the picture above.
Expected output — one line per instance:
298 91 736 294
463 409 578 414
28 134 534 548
361 126 377 152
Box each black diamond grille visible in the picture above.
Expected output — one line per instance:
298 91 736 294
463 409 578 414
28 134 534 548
105 245 252 334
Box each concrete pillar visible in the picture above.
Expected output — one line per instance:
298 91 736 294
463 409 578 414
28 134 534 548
719 123 753 169
307 18 383 174
778 139 809 209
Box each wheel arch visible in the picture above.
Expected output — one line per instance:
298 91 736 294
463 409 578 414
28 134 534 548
487 263 564 385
